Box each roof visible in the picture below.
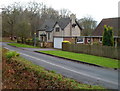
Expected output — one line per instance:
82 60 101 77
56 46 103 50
54 18 82 30
38 19 56 32
92 17 120 36
38 17 82 32
56 18 71 30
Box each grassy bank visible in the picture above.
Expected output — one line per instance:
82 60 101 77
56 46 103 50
8 43 38 48
2 48 104 89
38 50 119 69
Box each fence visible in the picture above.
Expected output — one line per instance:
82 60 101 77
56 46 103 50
62 43 120 59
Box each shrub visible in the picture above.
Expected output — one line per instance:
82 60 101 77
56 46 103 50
102 25 114 46
62 41 71 44
6 51 20 59
93 42 99 45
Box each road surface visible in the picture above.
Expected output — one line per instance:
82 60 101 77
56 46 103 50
2 42 119 89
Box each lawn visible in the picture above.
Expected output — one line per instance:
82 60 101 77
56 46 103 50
2 48 104 89
8 43 39 48
38 50 119 69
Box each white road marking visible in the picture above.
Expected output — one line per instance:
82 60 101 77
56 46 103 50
4 47 118 86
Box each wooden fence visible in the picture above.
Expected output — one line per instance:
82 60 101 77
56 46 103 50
62 43 120 59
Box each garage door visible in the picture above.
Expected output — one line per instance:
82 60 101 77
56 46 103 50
54 37 63 49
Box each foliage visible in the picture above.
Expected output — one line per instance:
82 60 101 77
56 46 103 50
6 51 20 59
78 16 97 36
93 42 99 45
2 2 72 39
39 50 119 68
102 25 114 46
2 48 104 89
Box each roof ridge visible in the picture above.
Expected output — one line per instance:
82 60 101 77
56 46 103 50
102 17 120 20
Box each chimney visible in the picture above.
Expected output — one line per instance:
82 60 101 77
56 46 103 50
70 14 76 24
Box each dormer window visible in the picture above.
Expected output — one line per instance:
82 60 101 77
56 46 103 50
56 27 60 32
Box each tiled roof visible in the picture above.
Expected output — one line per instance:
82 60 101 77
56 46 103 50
38 19 56 32
56 18 71 30
38 17 82 32
92 17 120 36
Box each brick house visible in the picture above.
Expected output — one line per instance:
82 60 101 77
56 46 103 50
91 17 120 46
37 14 82 47
65 17 120 46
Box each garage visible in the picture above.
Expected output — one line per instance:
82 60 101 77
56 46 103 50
54 37 63 49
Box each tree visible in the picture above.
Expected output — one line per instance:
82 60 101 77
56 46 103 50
2 1 73 41
16 20 31 43
102 25 114 46
78 16 97 36
59 9 71 18
2 3 23 39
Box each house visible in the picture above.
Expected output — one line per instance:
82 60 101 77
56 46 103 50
91 17 120 46
37 14 82 48
68 17 120 46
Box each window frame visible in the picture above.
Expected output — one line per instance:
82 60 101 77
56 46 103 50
48 32 50 40
76 38 84 43
55 27 60 32
87 38 91 43
99 37 102 43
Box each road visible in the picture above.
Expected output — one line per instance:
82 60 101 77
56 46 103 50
2 42 119 89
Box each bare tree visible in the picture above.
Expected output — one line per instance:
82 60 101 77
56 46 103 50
59 9 71 18
78 16 97 36
2 3 23 40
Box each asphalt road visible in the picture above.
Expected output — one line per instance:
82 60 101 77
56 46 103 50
2 42 119 89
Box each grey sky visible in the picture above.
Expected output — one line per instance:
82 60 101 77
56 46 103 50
0 0 119 23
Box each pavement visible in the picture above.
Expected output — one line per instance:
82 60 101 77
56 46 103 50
2 42 119 89
21 48 56 51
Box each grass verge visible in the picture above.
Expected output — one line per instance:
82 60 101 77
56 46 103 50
2 48 104 89
38 50 119 69
8 43 38 48
1 37 15 42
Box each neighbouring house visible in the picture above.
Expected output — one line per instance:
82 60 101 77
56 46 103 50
91 17 120 47
37 14 82 48
75 17 120 46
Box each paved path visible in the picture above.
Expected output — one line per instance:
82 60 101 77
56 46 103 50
21 48 56 51
2 42 119 89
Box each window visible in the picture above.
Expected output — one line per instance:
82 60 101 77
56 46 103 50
99 37 102 43
72 24 76 28
48 32 50 40
87 38 91 43
56 27 60 32
76 38 84 43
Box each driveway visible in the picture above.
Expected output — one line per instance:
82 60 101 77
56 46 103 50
2 42 119 89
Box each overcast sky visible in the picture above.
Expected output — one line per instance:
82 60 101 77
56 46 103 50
0 0 119 23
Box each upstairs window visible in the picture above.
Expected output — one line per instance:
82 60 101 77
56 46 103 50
72 24 76 28
55 27 60 32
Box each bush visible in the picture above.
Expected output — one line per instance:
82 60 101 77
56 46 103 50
93 42 99 45
62 41 71 44
6 51 20 59
102 25 114 46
